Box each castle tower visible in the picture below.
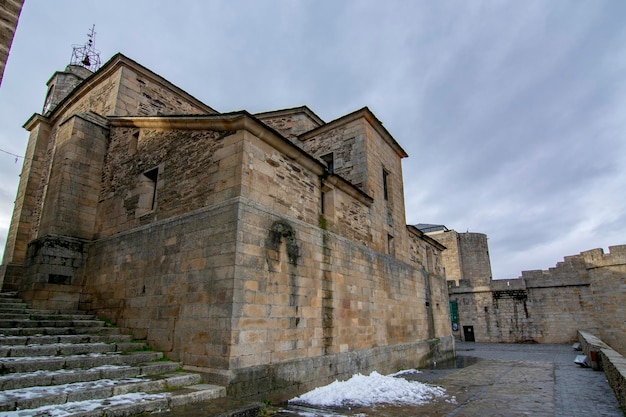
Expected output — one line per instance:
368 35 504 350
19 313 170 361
417 224 493 286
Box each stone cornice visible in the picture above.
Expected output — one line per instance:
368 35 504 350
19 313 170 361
23 113 50 131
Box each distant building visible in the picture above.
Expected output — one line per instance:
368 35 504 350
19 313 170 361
415 224 492 287
419 224 626 355
0 53 453 400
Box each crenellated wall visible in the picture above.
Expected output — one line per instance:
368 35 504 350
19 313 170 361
580 246 626 355
449 245 626 355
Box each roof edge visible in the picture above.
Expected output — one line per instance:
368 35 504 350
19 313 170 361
298 106 408 158
407 225 447 251
255 105 325 127
45 53 217 123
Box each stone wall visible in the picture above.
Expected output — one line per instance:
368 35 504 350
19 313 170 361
115 65 215 116
363 122 409 262
427 230 492 286
77 118 452 399
3 55 216 280
80 190 453 400
96 126 237 237
240 131 321 226
1 117 50 269
255 107 323 143
300 119 368 193
457 232 492 285
80 200 240 370
581 246 626 356
449 245 626 353
429 231 462 283
38 113 109 239
0 0 23 86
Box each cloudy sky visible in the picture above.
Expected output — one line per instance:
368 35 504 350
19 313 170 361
1 0 625 279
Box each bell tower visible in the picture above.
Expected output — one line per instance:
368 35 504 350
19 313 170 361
42 25 101 115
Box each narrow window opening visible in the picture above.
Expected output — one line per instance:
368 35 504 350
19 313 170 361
387 234 395 256
382 168 390 201
426 248 433 272
320 186 335 226
144 168 159 210
321 153 334 174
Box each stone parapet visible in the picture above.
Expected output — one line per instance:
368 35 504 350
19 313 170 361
578 330 626 411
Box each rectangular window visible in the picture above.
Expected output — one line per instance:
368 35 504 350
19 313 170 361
382 168 389 200
321 153 334 174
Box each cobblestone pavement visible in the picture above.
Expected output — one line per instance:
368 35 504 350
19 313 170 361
402 342 624 417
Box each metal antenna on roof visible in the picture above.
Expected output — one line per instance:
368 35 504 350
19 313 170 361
70 24 102 72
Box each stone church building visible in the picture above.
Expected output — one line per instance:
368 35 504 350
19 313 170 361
0 54 453 398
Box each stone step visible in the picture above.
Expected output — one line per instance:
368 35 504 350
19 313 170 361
0 307 70 314
0 325 121 336
0 292 228 415
0 341 147 357
0 361 182 390
0 302 30 310
1 384 227 417
0 333 133 346
0 350 163 373
0 372 204 412
0 312 97 320
0 296 24 303
0 318 108 328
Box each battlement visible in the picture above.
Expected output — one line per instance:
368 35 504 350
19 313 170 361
581 245 626 268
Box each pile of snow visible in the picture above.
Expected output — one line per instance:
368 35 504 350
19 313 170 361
290 370 447 407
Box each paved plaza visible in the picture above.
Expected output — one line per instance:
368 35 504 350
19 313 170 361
404 342 623 417
164 342 624 417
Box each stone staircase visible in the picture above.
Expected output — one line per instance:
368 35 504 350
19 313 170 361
0 292 226 416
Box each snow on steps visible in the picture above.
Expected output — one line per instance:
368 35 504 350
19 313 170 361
0 292 226 416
